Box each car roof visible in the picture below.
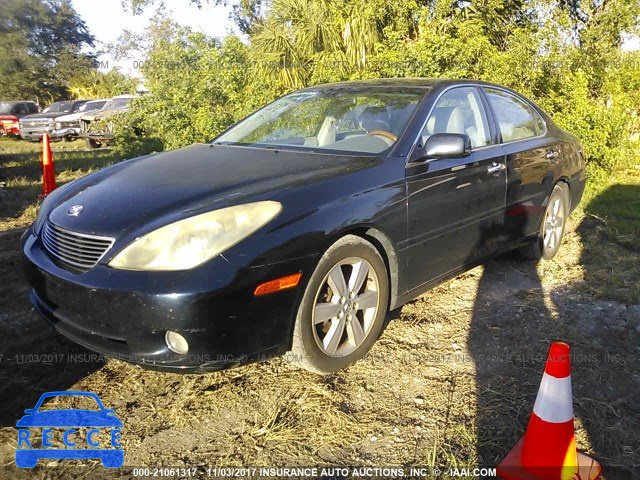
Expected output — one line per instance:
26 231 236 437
298 78 503 92
298 77 516 92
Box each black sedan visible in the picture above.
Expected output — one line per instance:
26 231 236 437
22 79 586 374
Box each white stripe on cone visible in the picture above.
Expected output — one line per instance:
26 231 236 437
532 373 573 423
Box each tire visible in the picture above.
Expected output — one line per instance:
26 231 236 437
519 183 570 261
85 138 100 149
290 235 389 374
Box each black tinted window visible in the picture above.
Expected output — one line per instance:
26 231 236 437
484 88 538 142
27 103 39 113
13 104 28 115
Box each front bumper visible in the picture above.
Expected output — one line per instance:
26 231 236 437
81 131 114 142
20 126 54 141
0 124 19 135
51 127 81 140
22 228 317 373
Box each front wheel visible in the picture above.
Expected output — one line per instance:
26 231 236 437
519 183 570 261
85 138 101 149
290 235 389 374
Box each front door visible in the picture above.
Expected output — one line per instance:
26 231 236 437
405 86 507 290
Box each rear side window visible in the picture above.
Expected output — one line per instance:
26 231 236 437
28 102 39 113
13 103 28 115
484 88 539 142
533 110 546 135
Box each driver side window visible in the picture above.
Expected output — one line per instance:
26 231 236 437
422 87 491 148
13 104 28 115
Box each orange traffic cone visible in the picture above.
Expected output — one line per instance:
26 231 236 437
40 133 56 197
497 342 602 480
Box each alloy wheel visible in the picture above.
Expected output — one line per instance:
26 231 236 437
543 197 565 251
312 257 380 357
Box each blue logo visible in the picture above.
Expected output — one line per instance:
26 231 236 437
15 391 123 468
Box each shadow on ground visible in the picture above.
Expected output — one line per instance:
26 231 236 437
469 185 640 479
0 227 104 427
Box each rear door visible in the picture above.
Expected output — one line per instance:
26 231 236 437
481 87 561 246
405 86 507 290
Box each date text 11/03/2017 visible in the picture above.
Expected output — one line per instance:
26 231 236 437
131 467 498 478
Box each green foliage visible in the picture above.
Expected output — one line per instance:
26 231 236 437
0 0 96 102
114 0 640 174
112 21 275 153
69 69 138 100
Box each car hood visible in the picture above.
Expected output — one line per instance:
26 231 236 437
16 409 123 428
47 144 379 237
81 107 129 122
56 111 85 122
21 112 68 121
0 115 17 121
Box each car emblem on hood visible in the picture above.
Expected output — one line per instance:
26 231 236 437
67 205 84 216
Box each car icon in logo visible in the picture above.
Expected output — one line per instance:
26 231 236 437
15 391 123 468
67 205 83 216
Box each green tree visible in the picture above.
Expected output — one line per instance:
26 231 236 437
114 19 267 154
69 68 138 99
0 0 96 102
119 0 640 173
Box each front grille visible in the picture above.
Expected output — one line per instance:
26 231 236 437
42 221 115 272
21 119 51 127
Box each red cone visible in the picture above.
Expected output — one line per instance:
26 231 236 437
497 342 602 480
41 133 56 197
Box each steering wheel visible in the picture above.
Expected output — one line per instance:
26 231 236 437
367 130 398 142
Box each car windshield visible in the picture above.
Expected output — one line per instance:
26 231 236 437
79 101 107 112
102 97 132 110
215 87 427 154
0 102 16 114
43 101 74 114
35 394 102 412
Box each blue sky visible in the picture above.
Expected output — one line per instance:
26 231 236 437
72 0 238 75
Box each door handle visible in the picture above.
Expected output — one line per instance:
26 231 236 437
487 162 506 176
546 150 559 160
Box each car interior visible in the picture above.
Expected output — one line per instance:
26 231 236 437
421 88 490 148
300 101 419 153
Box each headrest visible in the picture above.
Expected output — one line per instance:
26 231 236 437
359 106 390 132
446 107 466 134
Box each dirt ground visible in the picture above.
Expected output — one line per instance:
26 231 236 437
0 141 639 479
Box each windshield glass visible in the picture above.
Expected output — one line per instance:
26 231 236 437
43 101 74 114
0 102 16 114
102 97 132 110
215 87 426 154
79 100 107 112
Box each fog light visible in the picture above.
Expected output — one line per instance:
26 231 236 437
165 331 189 355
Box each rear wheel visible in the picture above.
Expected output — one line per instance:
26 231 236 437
519 183 570 261
290 235 389 374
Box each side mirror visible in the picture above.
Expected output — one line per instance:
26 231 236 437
413 133 472 162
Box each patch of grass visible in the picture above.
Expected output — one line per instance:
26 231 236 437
0 144 638 479
0 138 128 231
574 167 640 303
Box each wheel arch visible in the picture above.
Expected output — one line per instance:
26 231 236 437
321 225 401 311
556 177 571 207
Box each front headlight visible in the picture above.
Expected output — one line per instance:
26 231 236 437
109 201 282 271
